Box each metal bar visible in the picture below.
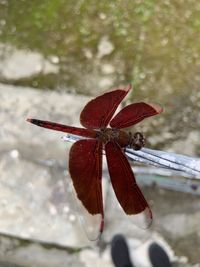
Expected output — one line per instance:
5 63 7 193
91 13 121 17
133 167 200 195
126 148 200 178
62 134 200 179
142 148 200 172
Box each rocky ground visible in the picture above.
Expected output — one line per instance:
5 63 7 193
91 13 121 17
0 83 200 266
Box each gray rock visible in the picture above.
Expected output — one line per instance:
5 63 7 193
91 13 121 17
0 44 58 80
0 84 199 266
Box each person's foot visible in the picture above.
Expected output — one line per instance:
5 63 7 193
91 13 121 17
148 242 172 267
111 234 134 267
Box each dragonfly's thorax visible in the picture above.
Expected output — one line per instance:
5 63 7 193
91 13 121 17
97 128 120 144
96 129 145 150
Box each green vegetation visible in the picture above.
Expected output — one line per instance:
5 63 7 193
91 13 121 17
0 0 199 102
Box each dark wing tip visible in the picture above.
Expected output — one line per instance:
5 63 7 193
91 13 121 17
26 118 41 126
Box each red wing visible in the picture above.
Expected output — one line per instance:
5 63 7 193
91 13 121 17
69 139 104 240
27 118 96 138
105 141 152 228
80 85 131 129
110 102 163 129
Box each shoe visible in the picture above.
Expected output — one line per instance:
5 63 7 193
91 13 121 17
111 234 134 267
148 242 171 267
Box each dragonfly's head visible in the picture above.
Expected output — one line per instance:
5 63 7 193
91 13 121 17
129 132 145 150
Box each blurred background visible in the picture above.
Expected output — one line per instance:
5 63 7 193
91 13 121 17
0 0 200 266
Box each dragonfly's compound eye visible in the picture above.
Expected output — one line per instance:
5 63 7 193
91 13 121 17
131 132 146 150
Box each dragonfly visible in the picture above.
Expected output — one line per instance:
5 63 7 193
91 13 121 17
27 85 163 239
